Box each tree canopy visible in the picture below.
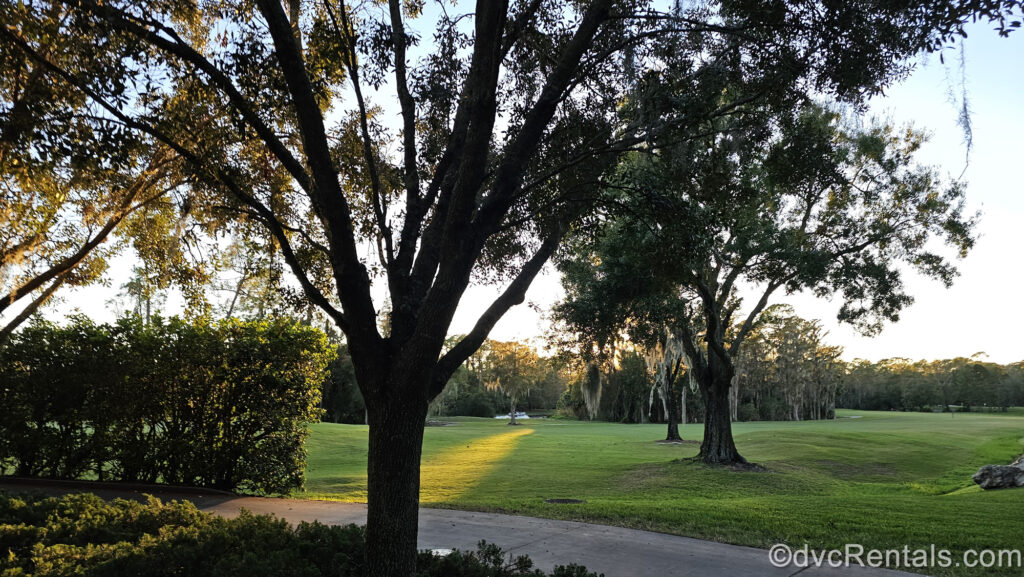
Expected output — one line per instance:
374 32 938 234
0 24 186 340
483 340 544 424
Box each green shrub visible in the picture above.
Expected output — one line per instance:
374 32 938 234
450 392 498 418
0 493 601 577
736 402 758 422
428 366 504 418
0 316 335 494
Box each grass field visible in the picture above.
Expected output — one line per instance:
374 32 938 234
299 410 1024 576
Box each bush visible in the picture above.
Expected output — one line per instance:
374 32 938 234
0 493 601 577
429 366 504 418
0 316 334 494
736 402 758 422
450 391 498 418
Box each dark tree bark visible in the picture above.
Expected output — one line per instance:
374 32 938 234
364 381 430 577
679 310 747 465
697 376 745 464
661 358 683 441
663 382 682 441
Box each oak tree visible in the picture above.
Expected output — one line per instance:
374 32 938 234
557 104 977 464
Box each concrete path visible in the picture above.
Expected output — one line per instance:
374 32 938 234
0 479 919 577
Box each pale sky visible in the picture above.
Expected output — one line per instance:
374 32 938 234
26 19 1024 364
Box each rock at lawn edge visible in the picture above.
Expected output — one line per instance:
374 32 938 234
973 458 1024 490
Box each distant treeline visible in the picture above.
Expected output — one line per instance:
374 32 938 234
558 309 843 424
553 351 1024 424
320 338 568 423
839 357 1024 412
323 320 1024 424
284 321 1024 428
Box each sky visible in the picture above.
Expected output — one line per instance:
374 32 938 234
25 18 1024 364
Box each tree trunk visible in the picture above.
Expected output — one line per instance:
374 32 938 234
728 380 738 422
509 398 517 425
664 383 681 441
680 386 687 426
365 396 429 577
698 379 745 464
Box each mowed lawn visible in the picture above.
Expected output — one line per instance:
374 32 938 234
299 410 1024 576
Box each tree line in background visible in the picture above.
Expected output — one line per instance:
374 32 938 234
841 356 1024 413
389 307 1024 428
321 338 570 424
554 306 843 427
0 316 333 494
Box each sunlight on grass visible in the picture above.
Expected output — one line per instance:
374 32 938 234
419 427 534 503
302 412 1024 575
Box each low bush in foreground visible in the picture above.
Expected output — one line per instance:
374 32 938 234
0 493 599 577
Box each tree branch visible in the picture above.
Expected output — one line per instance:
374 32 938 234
257 0 379 342
0 153 167 316
0 271 67 345
500 0 544 58
5 27 351 331
730 274 794 356
405 0 613 357
428 222 567 399
388 0 422 224
326 0 393 265
392 0 510 341
75 0 314 193
474 0 615 234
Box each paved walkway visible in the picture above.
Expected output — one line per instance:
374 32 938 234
0 479 918 577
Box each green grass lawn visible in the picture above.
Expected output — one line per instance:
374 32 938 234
299 410 1024 576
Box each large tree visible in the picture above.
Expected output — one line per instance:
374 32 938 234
483 340 543 425
557 103 978 464
2 1 1020 574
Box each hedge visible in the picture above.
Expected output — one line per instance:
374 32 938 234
0 316 334 494
0 493 601 577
